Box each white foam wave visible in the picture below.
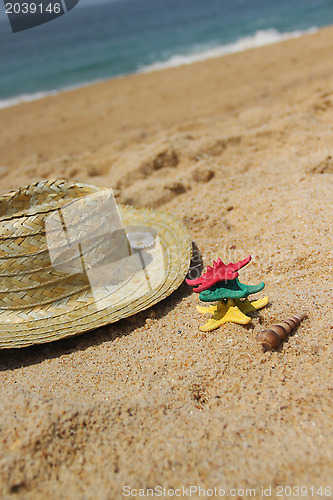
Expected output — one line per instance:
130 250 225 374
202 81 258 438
0 27 317 110
0 90 59 109
138 27 318 73
0 79 106 110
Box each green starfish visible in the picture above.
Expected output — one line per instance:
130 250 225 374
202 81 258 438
199 278 265 302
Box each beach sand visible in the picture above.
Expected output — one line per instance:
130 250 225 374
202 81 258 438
0 25 332 499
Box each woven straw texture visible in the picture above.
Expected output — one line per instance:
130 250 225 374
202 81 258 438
0 180 192 349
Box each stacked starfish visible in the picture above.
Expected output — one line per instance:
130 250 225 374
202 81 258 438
186 255 268 332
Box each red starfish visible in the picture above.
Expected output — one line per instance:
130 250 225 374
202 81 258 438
186 255 251 293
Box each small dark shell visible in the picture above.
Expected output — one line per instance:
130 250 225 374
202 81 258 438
256 313 306 350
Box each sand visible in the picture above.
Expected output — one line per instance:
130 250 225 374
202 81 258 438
0 25 332 500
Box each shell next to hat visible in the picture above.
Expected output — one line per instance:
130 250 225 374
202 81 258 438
0 180 192 349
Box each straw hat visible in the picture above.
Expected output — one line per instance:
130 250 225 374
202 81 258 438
0 180 192 349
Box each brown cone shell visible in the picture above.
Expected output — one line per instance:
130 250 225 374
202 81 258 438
256 313 306 350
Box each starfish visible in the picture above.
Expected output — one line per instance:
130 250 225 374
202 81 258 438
197 296 269 332
186 255 251 293
198 278 265 302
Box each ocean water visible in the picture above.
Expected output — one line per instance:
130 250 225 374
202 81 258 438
0 0 333 107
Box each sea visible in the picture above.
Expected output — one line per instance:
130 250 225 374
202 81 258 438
1 0 333 108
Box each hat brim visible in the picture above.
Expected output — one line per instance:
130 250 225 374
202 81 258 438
0 182 192 349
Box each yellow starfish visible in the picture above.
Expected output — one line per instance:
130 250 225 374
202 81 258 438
197 297 269 332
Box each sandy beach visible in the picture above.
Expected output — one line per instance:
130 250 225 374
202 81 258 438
0 24 333 499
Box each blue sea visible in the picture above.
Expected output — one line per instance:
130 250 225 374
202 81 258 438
1 0 333 107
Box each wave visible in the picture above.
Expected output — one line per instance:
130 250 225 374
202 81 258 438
0 27 317 110
138 27 318 73
0 80 106 110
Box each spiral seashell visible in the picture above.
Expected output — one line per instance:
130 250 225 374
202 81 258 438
256 313 307 349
